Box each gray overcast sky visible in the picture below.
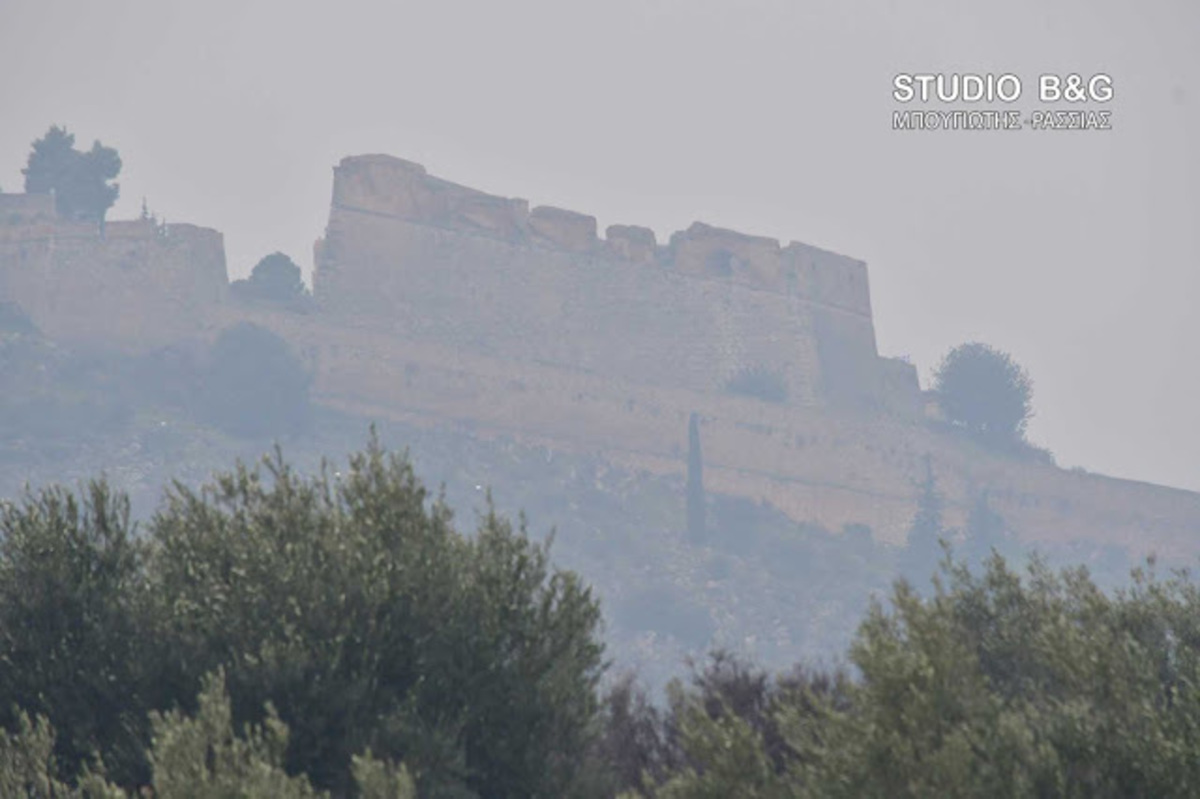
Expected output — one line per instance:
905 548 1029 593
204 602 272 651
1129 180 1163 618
1 0 1197 492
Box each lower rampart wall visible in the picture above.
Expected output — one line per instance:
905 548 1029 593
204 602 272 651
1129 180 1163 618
222 306 1200 560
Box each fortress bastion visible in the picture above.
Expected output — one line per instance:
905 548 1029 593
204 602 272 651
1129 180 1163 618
313 154 922 415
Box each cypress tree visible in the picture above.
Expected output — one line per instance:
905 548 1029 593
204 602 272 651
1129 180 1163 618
963 488 1017 570
900 455 945 587
687 413 705 541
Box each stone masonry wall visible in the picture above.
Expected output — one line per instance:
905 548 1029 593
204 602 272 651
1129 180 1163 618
225 304 1200 559
315 155 907 409
0 195 228 351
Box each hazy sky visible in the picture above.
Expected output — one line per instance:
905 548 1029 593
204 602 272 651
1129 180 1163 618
1 0 1197 491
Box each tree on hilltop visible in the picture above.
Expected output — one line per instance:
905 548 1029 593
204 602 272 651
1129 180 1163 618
22 126 121 224
231 252 312 308
933 342 1033 445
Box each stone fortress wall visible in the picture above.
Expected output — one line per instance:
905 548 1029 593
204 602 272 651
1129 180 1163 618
3 160 1200 558
227 305 1200 558
0 193 227 351
314 155 920 414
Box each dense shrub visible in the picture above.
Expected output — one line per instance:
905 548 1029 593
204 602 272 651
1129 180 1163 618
197 322 312 438
0 438 606 796
230 252 313 309
0 671 416 798
629 554 1200 798
0 482 149 783
3 436 1194 796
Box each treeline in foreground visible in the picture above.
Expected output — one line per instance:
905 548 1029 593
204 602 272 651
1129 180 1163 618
2 440 1199 798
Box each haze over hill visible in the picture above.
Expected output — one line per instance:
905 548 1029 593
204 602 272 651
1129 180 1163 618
1 0 1198 493
4 128 1193 700
5 112 1199 698
3 6 1200 793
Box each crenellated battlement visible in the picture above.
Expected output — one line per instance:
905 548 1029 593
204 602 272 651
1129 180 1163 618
324 155 873 315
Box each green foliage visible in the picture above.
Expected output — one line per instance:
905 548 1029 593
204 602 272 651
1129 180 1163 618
0 670 415 798
725 365 788 404
8 428 1199 796
351 750 417 799
141 437 605 796
593 673 675 795
0 710 124 798
0 481 150 785
231 252 312 308
630 555 1200 798
147 669 325 798
934 342 1033 445
624 653 849 799
644 689 792 799
197 322 312 438
22 126 121 223
0 437 606 795
962 489 1019 570
0 711 64 797
812 555 1200 797
898 458 948 586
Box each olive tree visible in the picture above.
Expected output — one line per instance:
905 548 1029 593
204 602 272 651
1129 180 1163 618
0 437 608 796
933 342 1033 445
633 554 1200 798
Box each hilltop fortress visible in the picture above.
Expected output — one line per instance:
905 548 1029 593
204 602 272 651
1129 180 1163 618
314 155 920 415
3 155 1200 557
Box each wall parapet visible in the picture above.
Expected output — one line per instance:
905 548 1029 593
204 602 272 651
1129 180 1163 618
325 154 871 312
